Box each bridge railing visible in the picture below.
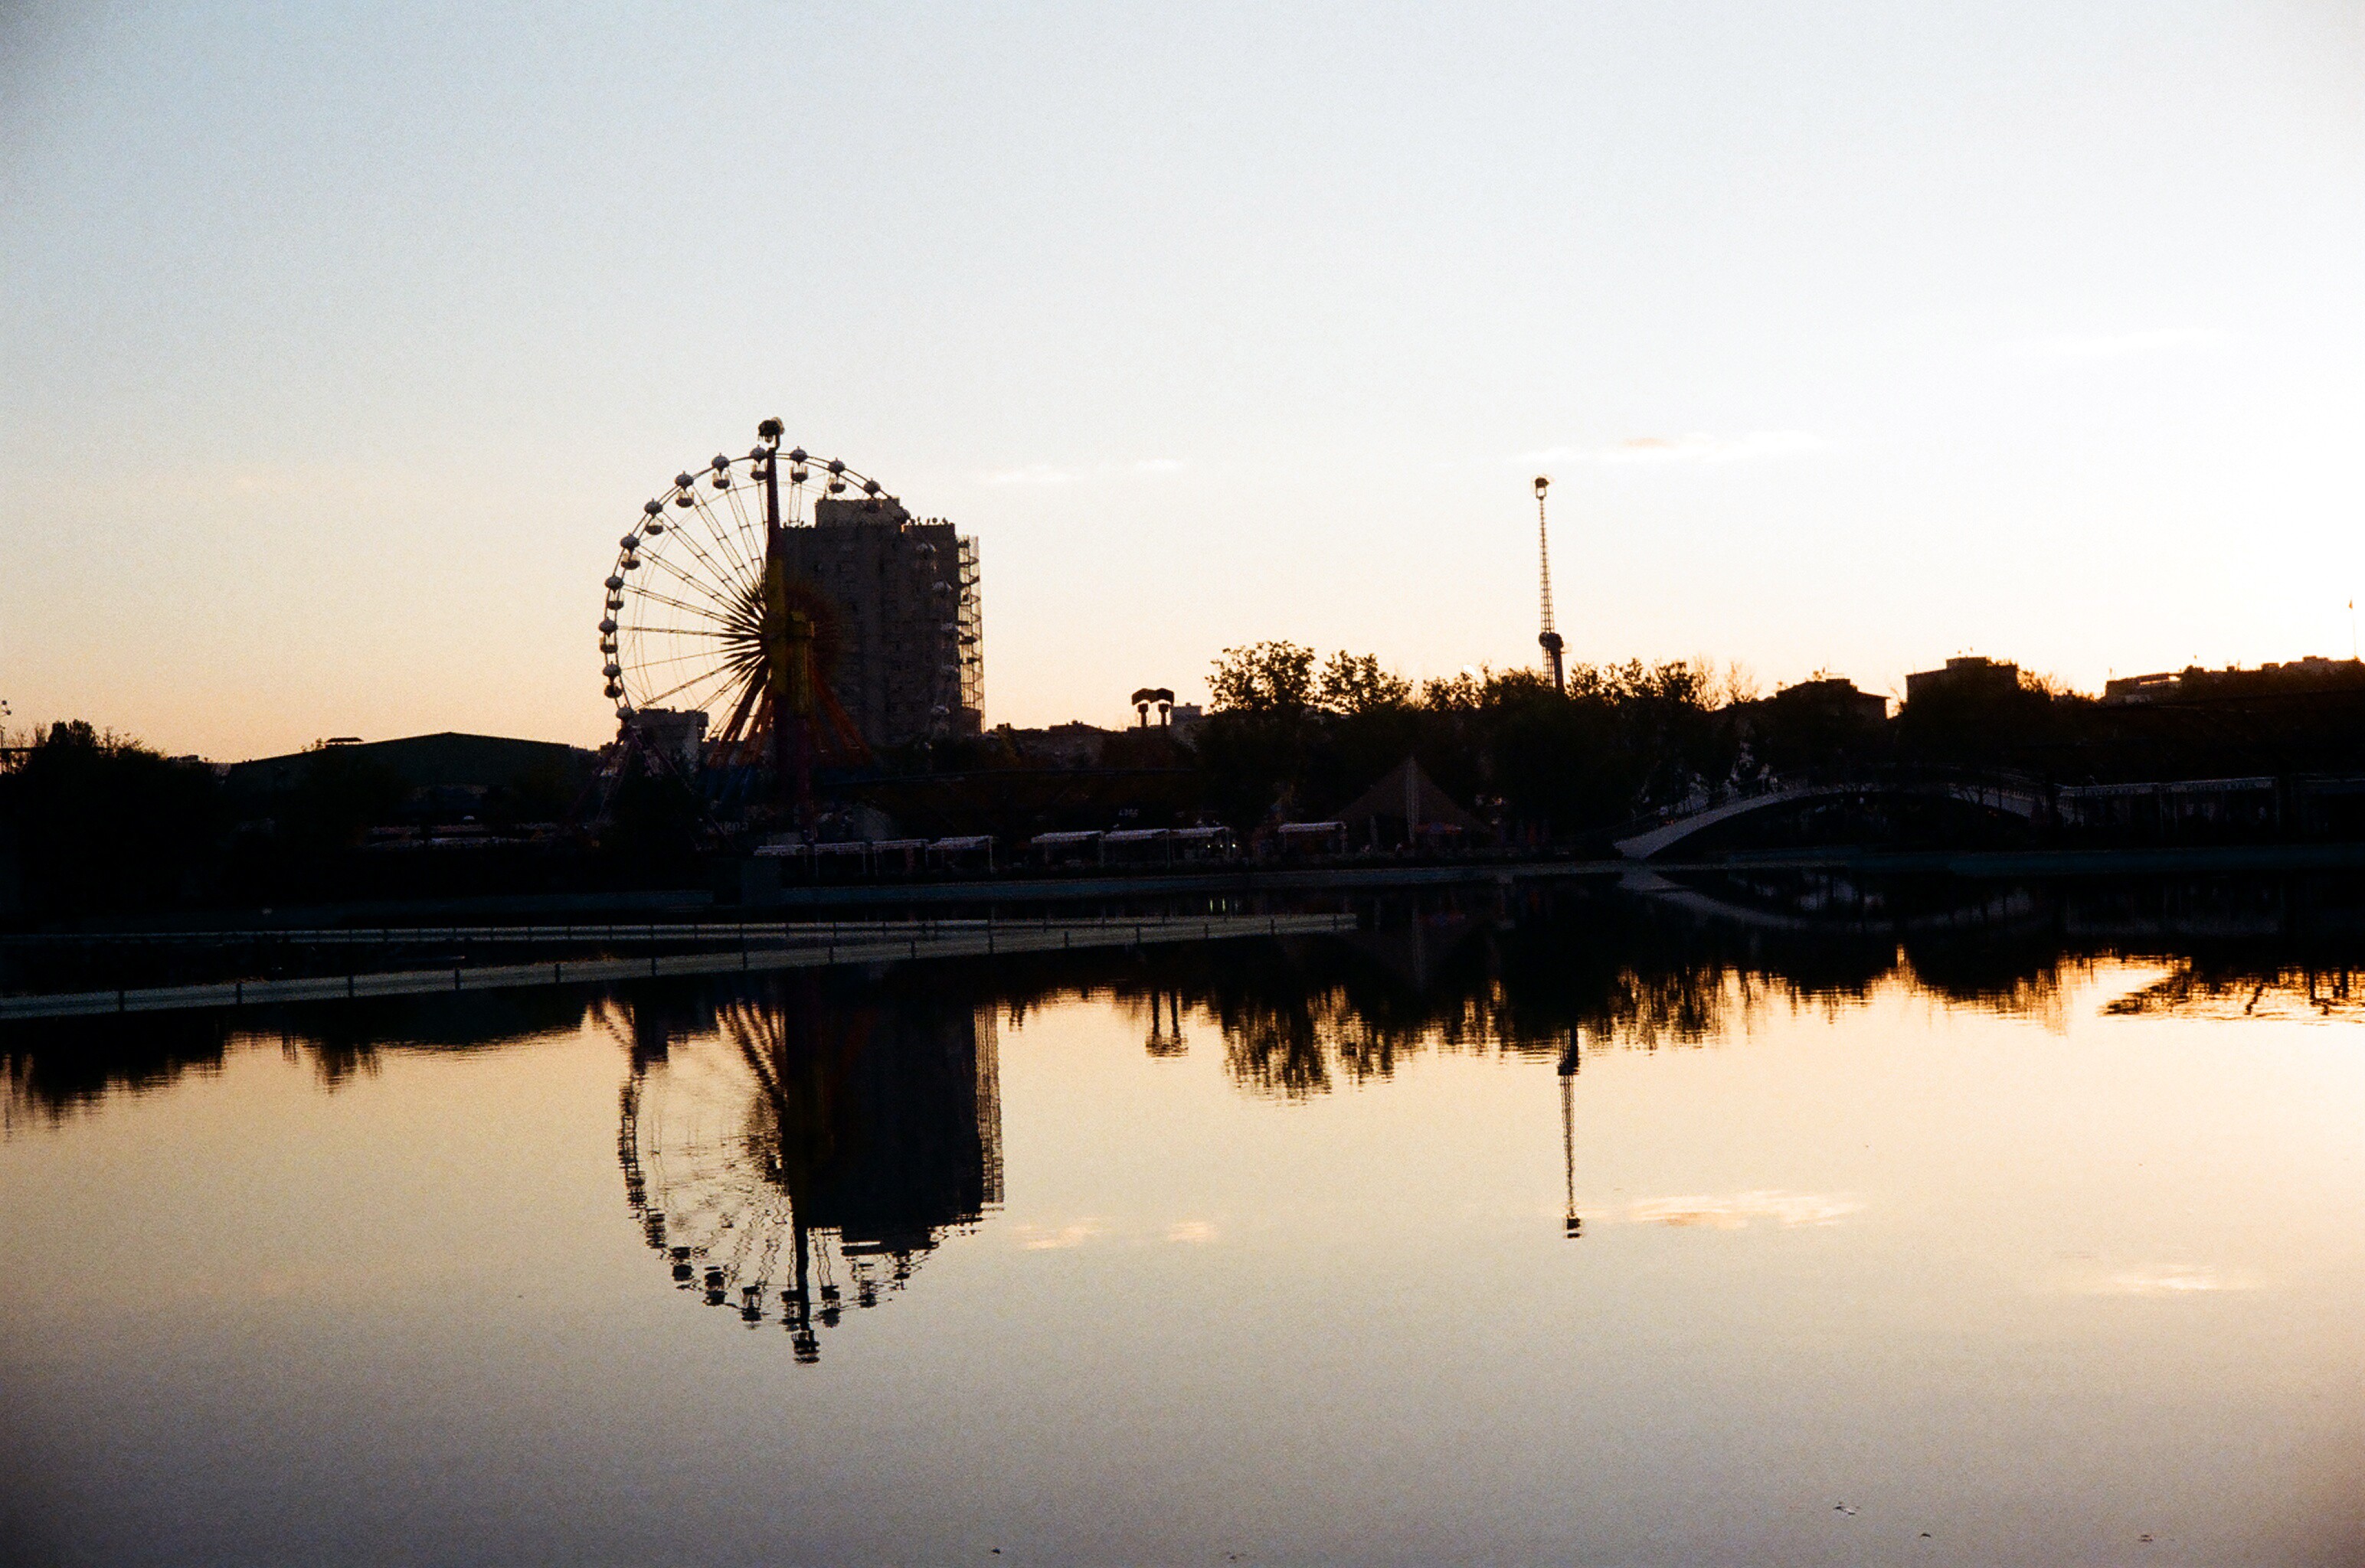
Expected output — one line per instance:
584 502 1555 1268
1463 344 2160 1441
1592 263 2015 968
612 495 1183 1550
1601 766 2063 858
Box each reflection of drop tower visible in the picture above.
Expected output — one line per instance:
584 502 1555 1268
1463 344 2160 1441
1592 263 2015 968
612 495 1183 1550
620 984 1003 1361
1143 989 1188 1057
1559 1027 1582 1240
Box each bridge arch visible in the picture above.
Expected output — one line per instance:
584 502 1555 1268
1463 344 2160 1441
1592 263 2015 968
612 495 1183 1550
1613 776 2049 860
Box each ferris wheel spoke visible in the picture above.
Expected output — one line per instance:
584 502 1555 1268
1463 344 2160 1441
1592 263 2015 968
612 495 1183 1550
685 493 759 585
668 506 758 603
628 648 750 681
627 646 761 684
634 636 761 668
644 539 741 614
641 544 741 612
717 668 766 744
751 1227 787 1294
720 482 766 565
724 1217 765 1279
633 660 740 713
631 656 763 705
676 664 752 715
707 491 766 570
640 550 744 617
633 605 758 651
627 583 739 623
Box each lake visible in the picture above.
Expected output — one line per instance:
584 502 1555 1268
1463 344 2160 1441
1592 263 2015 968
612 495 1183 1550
5 877 2363 1565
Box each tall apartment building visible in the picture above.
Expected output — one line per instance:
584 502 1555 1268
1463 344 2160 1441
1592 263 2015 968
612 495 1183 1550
774 498 982 749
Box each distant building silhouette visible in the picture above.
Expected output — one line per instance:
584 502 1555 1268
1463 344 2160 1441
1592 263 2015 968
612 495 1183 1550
224 731 598 794
1905 656 2019 704
1768 676 1888 726
623 708 708 773
2102 656 2365 707
1336 757 1485 850
993 721 1117 767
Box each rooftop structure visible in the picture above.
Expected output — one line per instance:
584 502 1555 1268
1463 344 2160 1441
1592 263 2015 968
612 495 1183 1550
226 731 599 795
623 708 708 773
993 722 1114 768
2102 657 2365 707
1905 656 2020 704
1768 677 1889 726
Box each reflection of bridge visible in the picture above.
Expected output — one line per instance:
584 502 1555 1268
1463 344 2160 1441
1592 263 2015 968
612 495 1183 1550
1612 774 2051 861
1614 866 2044 935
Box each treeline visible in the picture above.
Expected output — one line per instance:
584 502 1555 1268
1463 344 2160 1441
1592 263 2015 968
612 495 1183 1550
1175 641 2365 841
1186 642 1735 839
0 722 225 918
30 874 2329 1118
0 722 631 921
14 641 2365 919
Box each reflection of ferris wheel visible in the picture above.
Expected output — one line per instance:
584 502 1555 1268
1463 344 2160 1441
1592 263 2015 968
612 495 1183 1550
596 419 896 770
619 1001 936 1361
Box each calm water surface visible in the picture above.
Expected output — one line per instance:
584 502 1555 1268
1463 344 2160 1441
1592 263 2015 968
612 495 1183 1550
5 887 2364 1565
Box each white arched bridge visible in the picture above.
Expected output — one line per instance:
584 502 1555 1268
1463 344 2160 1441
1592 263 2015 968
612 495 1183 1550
1612 774 2052 861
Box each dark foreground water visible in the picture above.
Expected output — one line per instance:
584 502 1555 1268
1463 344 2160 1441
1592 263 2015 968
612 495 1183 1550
5 880 2365 1566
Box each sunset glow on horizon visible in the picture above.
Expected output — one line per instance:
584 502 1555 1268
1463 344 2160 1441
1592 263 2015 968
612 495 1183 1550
5 3 2360 760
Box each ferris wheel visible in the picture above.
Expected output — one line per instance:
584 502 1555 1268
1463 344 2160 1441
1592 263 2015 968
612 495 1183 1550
597 419 895 766
618 999 940 1361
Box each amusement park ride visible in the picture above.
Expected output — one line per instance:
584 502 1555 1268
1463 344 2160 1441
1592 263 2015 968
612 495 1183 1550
599 419 976 832
613 987 1003 1361
1535 475 1565 694
1559 1026 1583 1239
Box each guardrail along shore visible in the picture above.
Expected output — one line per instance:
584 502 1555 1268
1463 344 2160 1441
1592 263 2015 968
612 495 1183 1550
0 912 1359 1022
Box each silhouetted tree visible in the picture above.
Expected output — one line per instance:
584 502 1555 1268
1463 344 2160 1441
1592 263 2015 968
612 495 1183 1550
0 721 224 916
1194 643 1737 840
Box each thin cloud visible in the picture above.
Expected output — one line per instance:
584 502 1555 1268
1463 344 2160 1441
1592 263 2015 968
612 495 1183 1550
1015 1219 1104 1250
1164 1220 1218 1243
1578 1190 1865 1230
1998 327 2234 361
980 463 1083 486
2074 1264 2262 1295
1527 431 1834 466
980 459 1186 485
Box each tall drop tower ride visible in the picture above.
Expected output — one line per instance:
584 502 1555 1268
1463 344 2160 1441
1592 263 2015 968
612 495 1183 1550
1534 475 1565 693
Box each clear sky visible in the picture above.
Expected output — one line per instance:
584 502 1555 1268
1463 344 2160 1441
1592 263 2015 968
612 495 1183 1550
3 2 2360 759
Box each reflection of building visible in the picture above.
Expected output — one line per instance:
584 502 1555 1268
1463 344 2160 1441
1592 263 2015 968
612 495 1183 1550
770 498 983 747
618 982 1002 1361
